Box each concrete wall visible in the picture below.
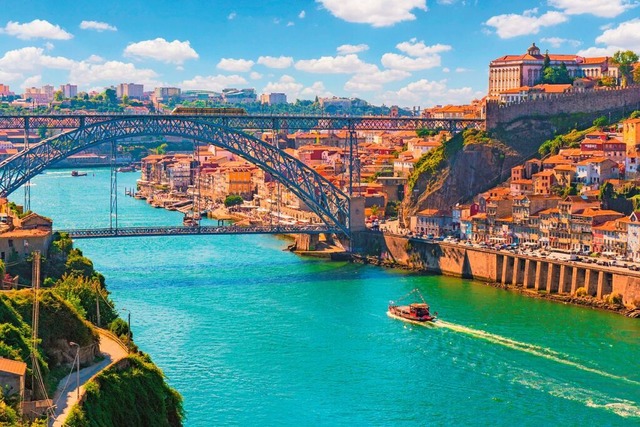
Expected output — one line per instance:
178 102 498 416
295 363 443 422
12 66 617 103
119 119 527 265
353 231 640 306
486 86 640 129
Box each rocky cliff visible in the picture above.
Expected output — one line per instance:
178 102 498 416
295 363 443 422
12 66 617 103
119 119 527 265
403 130 521 218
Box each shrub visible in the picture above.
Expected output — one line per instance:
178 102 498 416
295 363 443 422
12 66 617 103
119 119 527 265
606 292 623 305
576 287 587 297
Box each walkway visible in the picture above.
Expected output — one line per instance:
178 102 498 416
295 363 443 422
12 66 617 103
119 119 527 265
50 329 129 427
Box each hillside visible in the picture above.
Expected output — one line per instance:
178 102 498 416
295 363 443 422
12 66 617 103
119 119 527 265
403 107 635 218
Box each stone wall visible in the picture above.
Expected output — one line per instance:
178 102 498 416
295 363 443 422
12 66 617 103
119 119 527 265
353 231 640 306
486 86 640 129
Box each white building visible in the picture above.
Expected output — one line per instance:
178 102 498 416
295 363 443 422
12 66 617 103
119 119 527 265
59 83 78 99
260 93 287 105
117 83 144 100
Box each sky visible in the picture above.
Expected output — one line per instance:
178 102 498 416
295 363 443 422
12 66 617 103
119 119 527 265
1 0 640 108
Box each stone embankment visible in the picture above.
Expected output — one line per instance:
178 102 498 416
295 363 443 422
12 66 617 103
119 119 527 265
351 231 640 317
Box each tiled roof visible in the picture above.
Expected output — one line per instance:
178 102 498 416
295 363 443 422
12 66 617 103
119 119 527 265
0 358 26 376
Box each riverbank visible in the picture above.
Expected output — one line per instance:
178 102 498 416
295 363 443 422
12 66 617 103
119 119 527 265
349 232 640 318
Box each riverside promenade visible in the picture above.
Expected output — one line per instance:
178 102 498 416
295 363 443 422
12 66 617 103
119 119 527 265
50 329 129 426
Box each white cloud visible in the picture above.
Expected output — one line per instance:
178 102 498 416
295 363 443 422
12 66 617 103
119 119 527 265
287 21 295 26
594 18 640 51
317 0 427 27
1 19 73 40
301 81 333 98
455 67 471 72
21 75 42 89
548 0 636 18
575 46 615 56
228 12 237 20
299 10 306 18
180 74 248 91
124 38 199 64
79 20 117 32
396 39 451 57
86 54 104 63
262 75 304 99
381 53 442 71
250 71 263 80
0 47 75 73
0 70 22 82
485 9 568 39
345 69 410 92
380 79 482 108
442 67 450 73
337 44 369 54
263 75 332 101
295 54 376 74
540 37 581 48
217 58 255 72
257 56 294 68
69 61 160 87
44 42 54 51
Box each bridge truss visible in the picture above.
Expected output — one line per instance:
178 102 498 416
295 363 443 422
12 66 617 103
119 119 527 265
0 116 351 235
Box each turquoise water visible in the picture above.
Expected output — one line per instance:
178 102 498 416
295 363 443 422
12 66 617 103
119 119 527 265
14 168 640 425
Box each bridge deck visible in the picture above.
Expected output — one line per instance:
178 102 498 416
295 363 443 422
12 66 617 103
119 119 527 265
0 114 484 132
60 225 339 239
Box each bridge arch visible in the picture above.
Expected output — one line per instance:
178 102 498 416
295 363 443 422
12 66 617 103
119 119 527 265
0 116 350 235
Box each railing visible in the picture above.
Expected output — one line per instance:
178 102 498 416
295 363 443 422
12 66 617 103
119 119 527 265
0 113 485 132
59 224 337 239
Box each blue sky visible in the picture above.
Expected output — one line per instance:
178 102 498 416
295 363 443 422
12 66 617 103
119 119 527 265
1 0 640 108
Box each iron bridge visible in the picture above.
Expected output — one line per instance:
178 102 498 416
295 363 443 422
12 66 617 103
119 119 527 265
0 113 485 133
0 113 484 238
60 224 338 239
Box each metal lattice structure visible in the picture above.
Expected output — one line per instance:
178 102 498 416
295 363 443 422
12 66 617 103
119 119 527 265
0 116 351 235
0 114 485 133
62 224 333 239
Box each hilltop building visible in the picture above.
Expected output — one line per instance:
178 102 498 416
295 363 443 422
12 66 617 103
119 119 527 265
59 83 77 99
488 43 619 97
117 83 144 100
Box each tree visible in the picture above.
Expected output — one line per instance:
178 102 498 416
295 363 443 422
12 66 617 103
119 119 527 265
599 76 617 87
224 194 244 207
122 94 130 105
104 88 118 105
151 143 168 155
634 66 640 85
37 125 47 140
612 50 639 87
593 116 608 128
54 90 64 101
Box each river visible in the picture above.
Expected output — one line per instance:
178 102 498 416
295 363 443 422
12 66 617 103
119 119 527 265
13 168 640 425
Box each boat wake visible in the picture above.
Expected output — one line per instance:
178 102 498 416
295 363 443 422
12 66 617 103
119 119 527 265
432 320 640 387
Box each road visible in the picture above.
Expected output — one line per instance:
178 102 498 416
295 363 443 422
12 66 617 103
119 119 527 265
50 329 129 427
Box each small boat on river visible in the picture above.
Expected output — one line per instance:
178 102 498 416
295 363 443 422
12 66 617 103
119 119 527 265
388 288 437 323
71 170 87 177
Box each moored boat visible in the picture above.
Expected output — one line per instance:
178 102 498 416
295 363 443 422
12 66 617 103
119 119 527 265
71 170 87 177
388 288 437 323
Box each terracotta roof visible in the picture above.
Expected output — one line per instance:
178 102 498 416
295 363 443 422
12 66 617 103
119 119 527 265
0 358 26 376
0 228 50 238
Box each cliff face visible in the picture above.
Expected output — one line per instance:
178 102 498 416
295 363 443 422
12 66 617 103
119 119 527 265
403 109 616 218
403 133 520 218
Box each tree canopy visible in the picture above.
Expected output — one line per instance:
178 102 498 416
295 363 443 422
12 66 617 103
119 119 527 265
612 50 639 87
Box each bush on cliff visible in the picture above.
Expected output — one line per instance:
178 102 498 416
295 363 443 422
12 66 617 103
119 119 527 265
65 354 184 427
53 274 118 327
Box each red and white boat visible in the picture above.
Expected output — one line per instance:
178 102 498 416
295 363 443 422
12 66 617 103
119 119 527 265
388 288 437 323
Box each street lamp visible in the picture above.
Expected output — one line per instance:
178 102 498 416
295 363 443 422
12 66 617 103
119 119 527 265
69 342 80 400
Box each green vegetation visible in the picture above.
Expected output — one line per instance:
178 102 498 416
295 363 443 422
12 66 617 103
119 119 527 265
540 58 573 85
0 232 183 425
407 129 491 191
416 128 438 138
538 126 597 156
224 194 244 207
612 50 639 87
65 354 184 427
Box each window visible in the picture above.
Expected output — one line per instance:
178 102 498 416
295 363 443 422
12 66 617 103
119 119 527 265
8 240 13 248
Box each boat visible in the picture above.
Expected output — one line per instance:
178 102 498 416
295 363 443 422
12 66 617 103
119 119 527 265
387 288 437 323
71 170 87 177
117 165 136 173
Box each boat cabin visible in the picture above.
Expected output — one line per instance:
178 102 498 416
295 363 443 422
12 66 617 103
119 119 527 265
409 303 430 317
